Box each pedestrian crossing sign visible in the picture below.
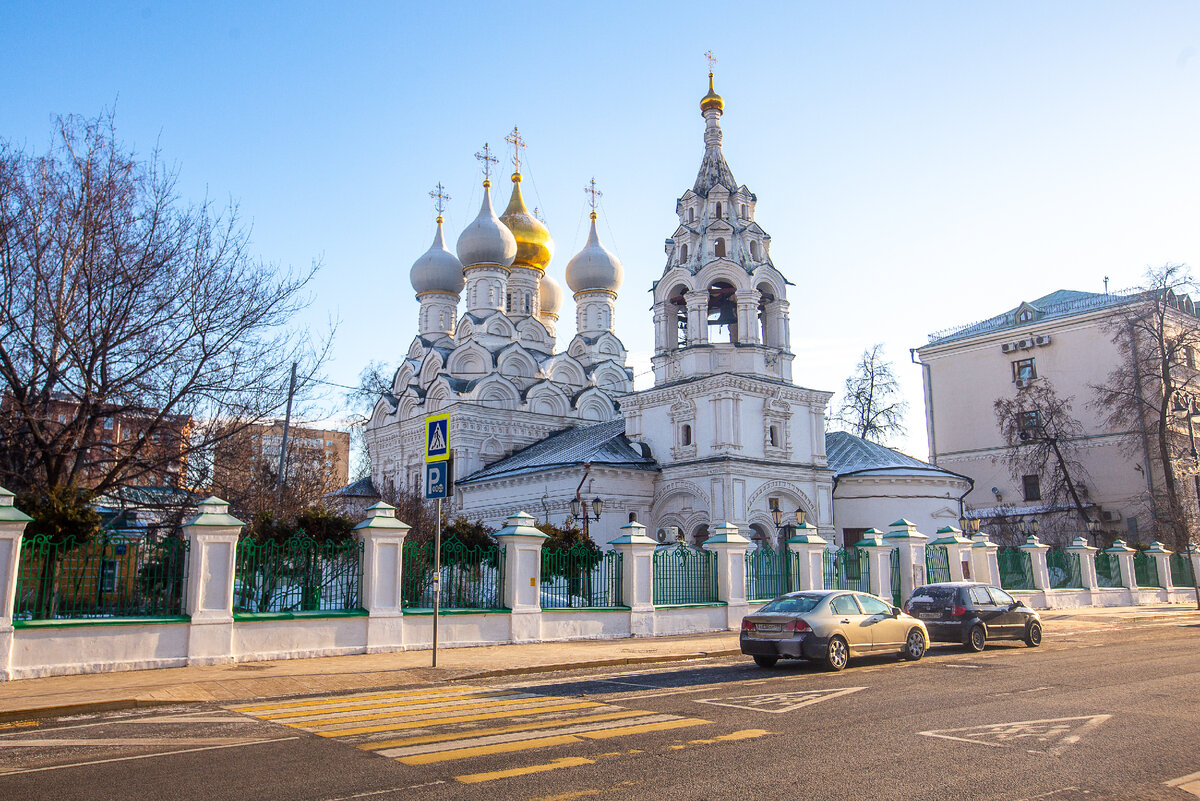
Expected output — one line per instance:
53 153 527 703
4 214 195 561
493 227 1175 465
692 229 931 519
424 413 450 462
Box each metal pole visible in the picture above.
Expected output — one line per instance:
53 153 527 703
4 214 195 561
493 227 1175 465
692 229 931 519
276 361 298 503
433 497 441 666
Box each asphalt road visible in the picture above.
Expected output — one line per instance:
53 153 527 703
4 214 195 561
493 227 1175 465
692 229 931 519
1 618 1198 801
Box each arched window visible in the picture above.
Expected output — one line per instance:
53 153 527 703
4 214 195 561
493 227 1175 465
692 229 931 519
505 291 512 312
524 293 531 314
750 241 760 261
715 238 726 258
688 207 695 223
679 243 688 262
681 423 692 446
769 424 779 447
715 202 723 219
740 204 747 217
628 511 638 523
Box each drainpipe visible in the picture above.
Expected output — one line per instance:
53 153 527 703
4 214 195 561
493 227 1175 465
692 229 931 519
911 348 937 465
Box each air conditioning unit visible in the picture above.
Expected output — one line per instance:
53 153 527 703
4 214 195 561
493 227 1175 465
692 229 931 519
1015 378 1031 389
1001 342 1019 353
1018 338 1035 350
1100 510 1122 523
1034 334 1052 346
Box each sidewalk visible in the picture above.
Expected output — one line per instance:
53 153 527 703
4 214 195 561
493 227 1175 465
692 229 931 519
1 603 1195 721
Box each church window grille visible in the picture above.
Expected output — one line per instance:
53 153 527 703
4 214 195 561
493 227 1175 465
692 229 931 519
769 424 779 447
715 238 726 258
681 423 692 446
525 293 531 314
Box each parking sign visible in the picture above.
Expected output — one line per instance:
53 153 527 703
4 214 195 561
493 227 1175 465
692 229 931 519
424 460 451 499
425 413 450 463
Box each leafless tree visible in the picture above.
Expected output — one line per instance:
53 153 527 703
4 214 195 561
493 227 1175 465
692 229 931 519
1094 264 1200 553
993 379 1092 545
0 112 329 506
833 343 908 445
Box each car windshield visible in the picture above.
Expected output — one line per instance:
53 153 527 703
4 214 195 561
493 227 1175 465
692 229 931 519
757 595 822 614
909 586 958 604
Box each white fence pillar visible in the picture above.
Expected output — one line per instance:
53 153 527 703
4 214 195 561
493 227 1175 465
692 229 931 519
1146 541 1174 591
1066 537 1099 591
971 531 1001 586
183 497 244 666
612 522 657 636
0 488 33 681
1107 539 1138 590
884 519 927 603
703 521 751 629
786 523 826 591
931 527 974 582
494 511 547 643
354 502 410 652
854 529 893 601
1020 534 1052 591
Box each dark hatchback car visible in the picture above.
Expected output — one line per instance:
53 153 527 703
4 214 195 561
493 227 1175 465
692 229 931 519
903 582 1042 652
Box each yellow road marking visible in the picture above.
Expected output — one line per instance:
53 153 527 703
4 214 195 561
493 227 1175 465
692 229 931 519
399 734 581 765
454 756 595 785
0 721 37 731
397 718 711 765
359 709 648 750
309 701 605 737
259 691 528 720
230 686 475 713
686 729 774 745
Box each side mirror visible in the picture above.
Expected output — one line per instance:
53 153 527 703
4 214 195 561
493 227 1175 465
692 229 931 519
1009 602 1021 611
891 606 901 617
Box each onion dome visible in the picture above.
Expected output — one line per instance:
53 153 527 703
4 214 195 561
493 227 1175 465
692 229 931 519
500 174 554 271
539 271 563 315
456 181 518 268
566 212 623 294
700 72 724 114
410 216 465 294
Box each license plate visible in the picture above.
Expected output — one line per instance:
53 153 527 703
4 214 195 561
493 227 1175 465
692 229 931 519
755 623 782 632
917 612 940 620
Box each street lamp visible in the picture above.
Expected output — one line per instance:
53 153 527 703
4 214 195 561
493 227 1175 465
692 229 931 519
958 515 981 535
770 506 804 547
570 496 603 540
1086 518 1099 547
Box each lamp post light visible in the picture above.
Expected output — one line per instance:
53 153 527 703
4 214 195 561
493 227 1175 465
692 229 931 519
958 515 981 535
770 506 805 547
570 496 603 540
1086 518 1100 548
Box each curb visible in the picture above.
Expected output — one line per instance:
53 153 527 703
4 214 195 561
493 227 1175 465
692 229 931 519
458 648 743 680
0 698 173 724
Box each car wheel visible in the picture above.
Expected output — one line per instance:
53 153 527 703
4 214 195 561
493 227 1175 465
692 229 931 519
965 624 986 652
901 628 927 661
823 636 849 672
1024 621 1042 648
753 654 779 668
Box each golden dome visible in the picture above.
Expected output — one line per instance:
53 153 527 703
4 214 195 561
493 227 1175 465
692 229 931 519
500 173 554 271
700 72 724 114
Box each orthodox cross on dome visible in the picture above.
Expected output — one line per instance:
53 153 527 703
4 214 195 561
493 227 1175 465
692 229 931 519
428 182 450 220
584 177 602 219
474 143 498 183
704 49 717 76
505 126 527 174
532 207 546 223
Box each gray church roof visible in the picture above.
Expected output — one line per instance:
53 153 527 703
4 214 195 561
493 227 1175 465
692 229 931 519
926 288 1140 347
825 431 971 484
693 148 738 195
458 419 658 485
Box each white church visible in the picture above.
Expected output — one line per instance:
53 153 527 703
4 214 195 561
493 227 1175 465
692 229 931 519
363 72 970 548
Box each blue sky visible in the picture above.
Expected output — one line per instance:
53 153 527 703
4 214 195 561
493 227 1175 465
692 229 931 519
5 2 1200 461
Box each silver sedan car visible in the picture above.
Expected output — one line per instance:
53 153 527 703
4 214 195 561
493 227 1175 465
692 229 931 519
740 589 929 671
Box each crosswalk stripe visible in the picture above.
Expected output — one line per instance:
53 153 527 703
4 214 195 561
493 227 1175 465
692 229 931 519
309 701 607 737
362 709 652 751
455 756 596 785
229 686 476 714
396 717 711 765
257 692 533 721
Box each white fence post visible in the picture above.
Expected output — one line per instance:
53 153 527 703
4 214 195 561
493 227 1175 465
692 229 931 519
354 502 410 652
494 512 547 643
786 522 826 591
1146 541 1174 592
854 529 893 600
183 497 244 666
0 488 33 681
1066 536 1099 591
1019 534 1052 591
884 519 927 603
971 531 1001 586
703 521 750 629
931 526 973 582
1107 539 1138 592
612 521 657 636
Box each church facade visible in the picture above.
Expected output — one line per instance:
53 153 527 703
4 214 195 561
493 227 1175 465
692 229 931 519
364 74 969 547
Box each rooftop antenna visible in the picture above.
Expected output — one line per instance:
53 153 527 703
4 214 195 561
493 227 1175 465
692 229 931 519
428 182 450 221
474 143 498 185
505 126 527 175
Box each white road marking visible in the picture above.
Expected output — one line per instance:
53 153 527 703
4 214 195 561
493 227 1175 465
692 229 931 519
696 687 866 714
320 782 448 800
1166 769 1200 797
1011 787 1087 800
0 737 269 748
920 715 1111 755
0 709 244 738
0 736 299 775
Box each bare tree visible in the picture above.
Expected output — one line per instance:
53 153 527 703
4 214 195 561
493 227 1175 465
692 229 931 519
0 112 328 508
993 379 1092 545
1094 264 1200 553
833 344 908 445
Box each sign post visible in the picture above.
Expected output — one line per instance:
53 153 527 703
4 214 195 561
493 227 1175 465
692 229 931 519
424 414 452 667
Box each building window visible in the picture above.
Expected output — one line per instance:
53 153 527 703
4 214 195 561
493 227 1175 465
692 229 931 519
100 561 118 593
740 204 747 217
1188 347 1196 369
524 293 531 314
679 243 688 263
505 292 513 313
769 424 779 447
1022 474 1041 502
715 202 722 219
681 424 692 446
715 238 726 258
749 241 760 260
1013 358 1037 382
1018 410 1042 437
688 207 694 223
1017 309 1034 323
628 512 637 523
103 417 114 429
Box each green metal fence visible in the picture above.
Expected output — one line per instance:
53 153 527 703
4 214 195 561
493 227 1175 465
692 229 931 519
1095 552 1124 588
540 546 623 608
925 546 952 584
998 547 1034 591
1047 549 1084 589
14 532 189 621
1170 553 1196 587
822 548 871 592
746 546 791 601
653 543 718 605
234 533 363 614
1133 551 1161 588
401 536 505 609
890 547 901 605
